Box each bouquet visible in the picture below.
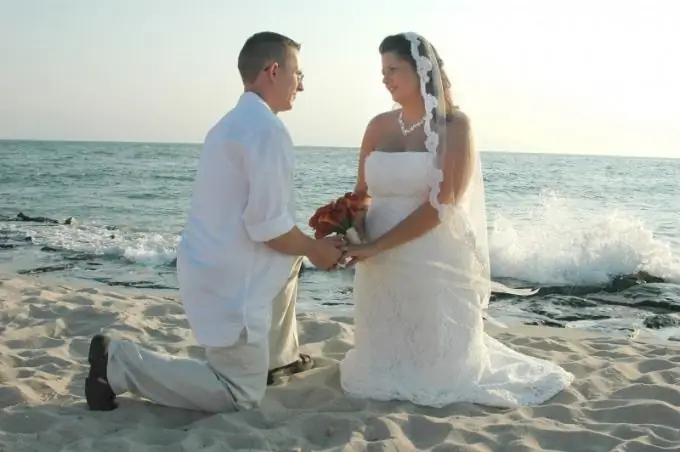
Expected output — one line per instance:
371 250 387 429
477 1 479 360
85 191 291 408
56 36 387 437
308 192 367 245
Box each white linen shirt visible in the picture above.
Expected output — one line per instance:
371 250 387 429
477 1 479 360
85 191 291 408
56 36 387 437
177 92 297 347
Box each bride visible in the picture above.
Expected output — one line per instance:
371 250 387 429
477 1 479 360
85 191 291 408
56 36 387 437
339 32 574 408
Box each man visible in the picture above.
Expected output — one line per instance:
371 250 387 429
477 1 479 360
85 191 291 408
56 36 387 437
85 31 343 413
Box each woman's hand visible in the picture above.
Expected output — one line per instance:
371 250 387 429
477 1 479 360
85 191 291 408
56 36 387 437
341 242 381 267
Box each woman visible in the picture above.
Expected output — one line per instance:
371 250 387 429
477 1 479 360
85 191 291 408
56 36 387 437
338 32 574 408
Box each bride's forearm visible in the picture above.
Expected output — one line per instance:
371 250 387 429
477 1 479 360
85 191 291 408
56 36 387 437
351 190 371 238
372 202 440 253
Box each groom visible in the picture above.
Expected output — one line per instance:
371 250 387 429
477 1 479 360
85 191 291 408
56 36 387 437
85 31 343 413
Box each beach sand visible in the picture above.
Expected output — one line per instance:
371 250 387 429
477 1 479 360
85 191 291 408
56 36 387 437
1 272 679 452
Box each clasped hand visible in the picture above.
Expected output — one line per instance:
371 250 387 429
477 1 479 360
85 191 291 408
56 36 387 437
308 235 379 271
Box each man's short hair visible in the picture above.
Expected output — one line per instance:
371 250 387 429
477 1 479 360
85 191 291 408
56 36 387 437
237 32 301 83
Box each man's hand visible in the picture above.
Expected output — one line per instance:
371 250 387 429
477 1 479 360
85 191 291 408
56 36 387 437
307 238 343 270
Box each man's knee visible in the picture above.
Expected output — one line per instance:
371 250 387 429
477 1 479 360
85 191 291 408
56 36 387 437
199 389 243 413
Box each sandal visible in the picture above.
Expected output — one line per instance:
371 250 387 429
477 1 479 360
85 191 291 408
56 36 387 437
267 354 314 385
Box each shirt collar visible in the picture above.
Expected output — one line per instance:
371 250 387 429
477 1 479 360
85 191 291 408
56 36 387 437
239 91 274 114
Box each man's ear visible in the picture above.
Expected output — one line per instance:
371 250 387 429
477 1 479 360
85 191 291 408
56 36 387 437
264 62 279 83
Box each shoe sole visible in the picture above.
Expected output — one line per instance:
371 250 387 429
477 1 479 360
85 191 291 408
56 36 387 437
85 335 117 411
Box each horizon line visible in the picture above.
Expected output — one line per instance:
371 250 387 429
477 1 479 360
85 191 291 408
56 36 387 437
0 138 675 161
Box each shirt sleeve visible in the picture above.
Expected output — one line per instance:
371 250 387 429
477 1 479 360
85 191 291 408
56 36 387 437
241 126 296 242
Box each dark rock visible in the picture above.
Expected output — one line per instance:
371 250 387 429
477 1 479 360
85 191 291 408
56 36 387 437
18 264 74 274
523 319 565 328
642 314 680 329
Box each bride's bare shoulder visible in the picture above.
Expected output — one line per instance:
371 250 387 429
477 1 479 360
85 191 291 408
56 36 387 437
370 110 399 126
364 110 399 136
358 111 397 155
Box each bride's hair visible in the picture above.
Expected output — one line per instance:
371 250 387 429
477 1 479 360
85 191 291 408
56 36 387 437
379 33 457 121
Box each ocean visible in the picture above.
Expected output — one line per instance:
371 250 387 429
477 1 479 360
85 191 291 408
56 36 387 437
2 140 679 340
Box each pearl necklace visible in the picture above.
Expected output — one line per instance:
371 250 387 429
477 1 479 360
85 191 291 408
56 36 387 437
398 111 426 136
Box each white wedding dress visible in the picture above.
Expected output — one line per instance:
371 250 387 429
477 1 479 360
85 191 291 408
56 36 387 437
339 151 574 408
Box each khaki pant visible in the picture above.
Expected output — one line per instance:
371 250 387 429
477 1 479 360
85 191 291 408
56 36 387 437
106 258 303 412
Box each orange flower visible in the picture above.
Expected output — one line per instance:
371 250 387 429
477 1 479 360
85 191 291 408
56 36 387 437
350 192 370 210
332 203 349 225
313 211 342 238
317 211 342 228
313 221 336 239
308 192 368 238
308 203 334 229
335 192 368 223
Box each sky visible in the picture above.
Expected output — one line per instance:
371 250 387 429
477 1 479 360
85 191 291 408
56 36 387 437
1 0 678 157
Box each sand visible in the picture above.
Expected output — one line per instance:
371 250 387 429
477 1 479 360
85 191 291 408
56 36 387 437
1 272 679 452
